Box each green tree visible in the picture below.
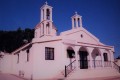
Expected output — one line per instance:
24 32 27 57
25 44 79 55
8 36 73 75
0 28 34 53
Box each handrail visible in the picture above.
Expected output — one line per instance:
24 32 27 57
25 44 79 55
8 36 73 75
65 60 76 77
92 60 102 68
113 62 120 73
104 61 112 67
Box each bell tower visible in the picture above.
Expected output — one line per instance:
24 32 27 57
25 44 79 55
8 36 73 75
71 12 82 29
39 1 53 36
34 1 57 38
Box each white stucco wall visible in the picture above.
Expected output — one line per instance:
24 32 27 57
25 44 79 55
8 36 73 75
0 54 12 73
32 40 68 79
0 2 116 79
0 37 115 80
11 47 33 79
61 27 100 45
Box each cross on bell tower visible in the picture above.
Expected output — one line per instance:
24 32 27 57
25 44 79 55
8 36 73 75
40 1 52 21
45 1 48 5
71 12 83 29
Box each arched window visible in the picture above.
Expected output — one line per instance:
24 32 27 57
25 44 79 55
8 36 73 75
103 53 108 61
26 49 29 62
17 54 19 63
46 9 50 20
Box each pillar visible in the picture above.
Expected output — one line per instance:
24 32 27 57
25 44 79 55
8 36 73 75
50 9 52 21
101 53 104 67
41 23 43 35
44 22 46 35
50 22 52 35
41 9 43 21
46 25 48 35
44 8 46 20
100 49 104 67
89 52 93 69
88 47 94 69
75 46 79 69
110 50 114 68
72 18 74 29
80 17 82 27
76 18 78 28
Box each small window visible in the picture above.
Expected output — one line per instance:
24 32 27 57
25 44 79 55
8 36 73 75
103 53 108 61
26 49 29 61
81 34 83 38
45 47 54 60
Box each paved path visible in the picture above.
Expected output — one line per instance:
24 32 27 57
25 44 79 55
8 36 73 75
0 73 24 80
103 77 120 80
82 76 120 80
0 73 120 80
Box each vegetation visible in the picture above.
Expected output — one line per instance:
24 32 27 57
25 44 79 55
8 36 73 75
0 28 34 53
116 55 120 59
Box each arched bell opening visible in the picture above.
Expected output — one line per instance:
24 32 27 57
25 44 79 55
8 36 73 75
74 18 76 28
46 9 50 20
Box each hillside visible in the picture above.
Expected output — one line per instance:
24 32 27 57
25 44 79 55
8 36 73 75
0 28 34 53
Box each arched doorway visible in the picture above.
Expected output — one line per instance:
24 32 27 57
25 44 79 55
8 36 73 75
67 47 75 69
79 47 89 69
91 48 102 68
67 47 75 61
103 53 108 61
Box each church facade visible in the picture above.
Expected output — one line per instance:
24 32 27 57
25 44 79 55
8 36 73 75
0 2 119 80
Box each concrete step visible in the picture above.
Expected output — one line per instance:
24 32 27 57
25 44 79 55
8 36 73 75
52 70 65 80
66 67 120 79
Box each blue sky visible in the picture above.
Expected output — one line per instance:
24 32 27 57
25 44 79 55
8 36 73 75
0 0 120 57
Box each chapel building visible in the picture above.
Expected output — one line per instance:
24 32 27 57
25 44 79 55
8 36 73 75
0 2 119 80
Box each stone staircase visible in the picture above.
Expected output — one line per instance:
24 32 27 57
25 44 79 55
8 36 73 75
52 70 65 80
65 67 120 80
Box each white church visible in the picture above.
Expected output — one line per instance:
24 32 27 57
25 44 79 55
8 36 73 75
0 2 120 80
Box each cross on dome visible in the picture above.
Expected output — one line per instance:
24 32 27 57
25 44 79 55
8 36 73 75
75 11 78 15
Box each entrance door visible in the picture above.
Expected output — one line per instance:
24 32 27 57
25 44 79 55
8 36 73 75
79 51 88 69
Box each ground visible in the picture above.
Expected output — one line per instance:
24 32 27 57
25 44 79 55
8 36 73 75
0 73 24 80
82 77 120 80
0 73 120 80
